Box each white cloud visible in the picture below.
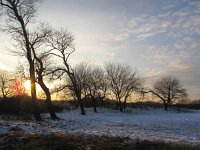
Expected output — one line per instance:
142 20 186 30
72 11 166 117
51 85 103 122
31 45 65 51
128 17 144 27
108 0 200 43
108 13 172 42
174 43 187 50
169 59 190 69
109 33 130 41
144 68 166 78
143 47 193 70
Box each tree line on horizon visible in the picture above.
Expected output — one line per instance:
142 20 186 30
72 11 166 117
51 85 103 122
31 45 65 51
0 0 189 121
0 63 189 112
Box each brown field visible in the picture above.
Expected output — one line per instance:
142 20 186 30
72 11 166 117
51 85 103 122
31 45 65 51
0 132 199 150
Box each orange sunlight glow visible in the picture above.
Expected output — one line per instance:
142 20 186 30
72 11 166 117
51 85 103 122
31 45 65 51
13 77 26 96
23 80 42 94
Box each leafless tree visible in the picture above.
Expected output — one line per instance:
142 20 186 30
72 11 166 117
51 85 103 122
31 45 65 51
0 0 42 120
69 63 108 113
11 24 59 119
151 75 188 111
85 65 108 112
29 25 58 119
70 63 107 112
46 29 86 115
106 63 142 112
0 70 12 100
72 63 91 106
34 53 59 119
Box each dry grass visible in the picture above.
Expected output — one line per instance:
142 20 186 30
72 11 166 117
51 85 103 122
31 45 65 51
0 132 199 150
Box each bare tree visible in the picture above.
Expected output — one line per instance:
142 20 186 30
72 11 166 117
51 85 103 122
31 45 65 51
0 0 42 120
34 53 59 119
29 25 58 120
11 23 59 119
72 63 91 106
69 63 108 113
85 65 108 112
0 70 12 100
151 75 188 111
11 25 59 119
46 29 86 115
106 63 142 112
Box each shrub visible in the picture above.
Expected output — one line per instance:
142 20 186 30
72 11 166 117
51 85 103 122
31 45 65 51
0 95 70 116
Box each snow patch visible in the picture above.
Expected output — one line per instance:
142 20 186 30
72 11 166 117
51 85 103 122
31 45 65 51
0 108 200 144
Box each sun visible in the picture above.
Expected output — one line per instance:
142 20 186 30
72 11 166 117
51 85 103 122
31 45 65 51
24 80 31 91
23 80 42 93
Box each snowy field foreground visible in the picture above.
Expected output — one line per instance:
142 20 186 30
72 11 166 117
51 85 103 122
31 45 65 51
0 108 200 144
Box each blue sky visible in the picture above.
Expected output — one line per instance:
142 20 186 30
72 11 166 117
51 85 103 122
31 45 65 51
0 0 200 99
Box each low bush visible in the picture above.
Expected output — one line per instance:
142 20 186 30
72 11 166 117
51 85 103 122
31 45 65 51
0 95 70 116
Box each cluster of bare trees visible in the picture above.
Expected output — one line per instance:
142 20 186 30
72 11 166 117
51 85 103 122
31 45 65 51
0 0 189 121
106 63 142 112
71 63 108 113
68 62 142 113
0 0 109 118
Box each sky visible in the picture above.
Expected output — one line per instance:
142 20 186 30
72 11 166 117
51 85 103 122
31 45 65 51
0 0 200 99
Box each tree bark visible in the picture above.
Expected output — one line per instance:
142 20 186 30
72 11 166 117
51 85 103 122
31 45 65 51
122 97 128 112
76 92 85 115
91 96 97 113
177 105 180 111
116 100 119 110
164 103 168 111
122 102 126 112
38 77 58 120
79 100 86 115
119 107 123 112
100 98 104 107
32 42 58 120
64 64 86 115
119 100 123 112
30 64 42 121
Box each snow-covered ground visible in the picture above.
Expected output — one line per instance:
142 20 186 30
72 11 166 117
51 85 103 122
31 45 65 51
0 108 200 144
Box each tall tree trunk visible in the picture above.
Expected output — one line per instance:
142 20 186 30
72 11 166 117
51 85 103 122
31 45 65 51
92 96 97 113
122 97 128 112
79 99 86 115
38 78 58 120
101 98 104 107
76 92 85 115
119 107 123 112
0 0 42 121
33 49 58 120
119 100 123 112
164 103 168 111
122 102 126 112
116 100 119 110
17 9 42 121
177 104 180 111
45 91 58 120
30 64 42 121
